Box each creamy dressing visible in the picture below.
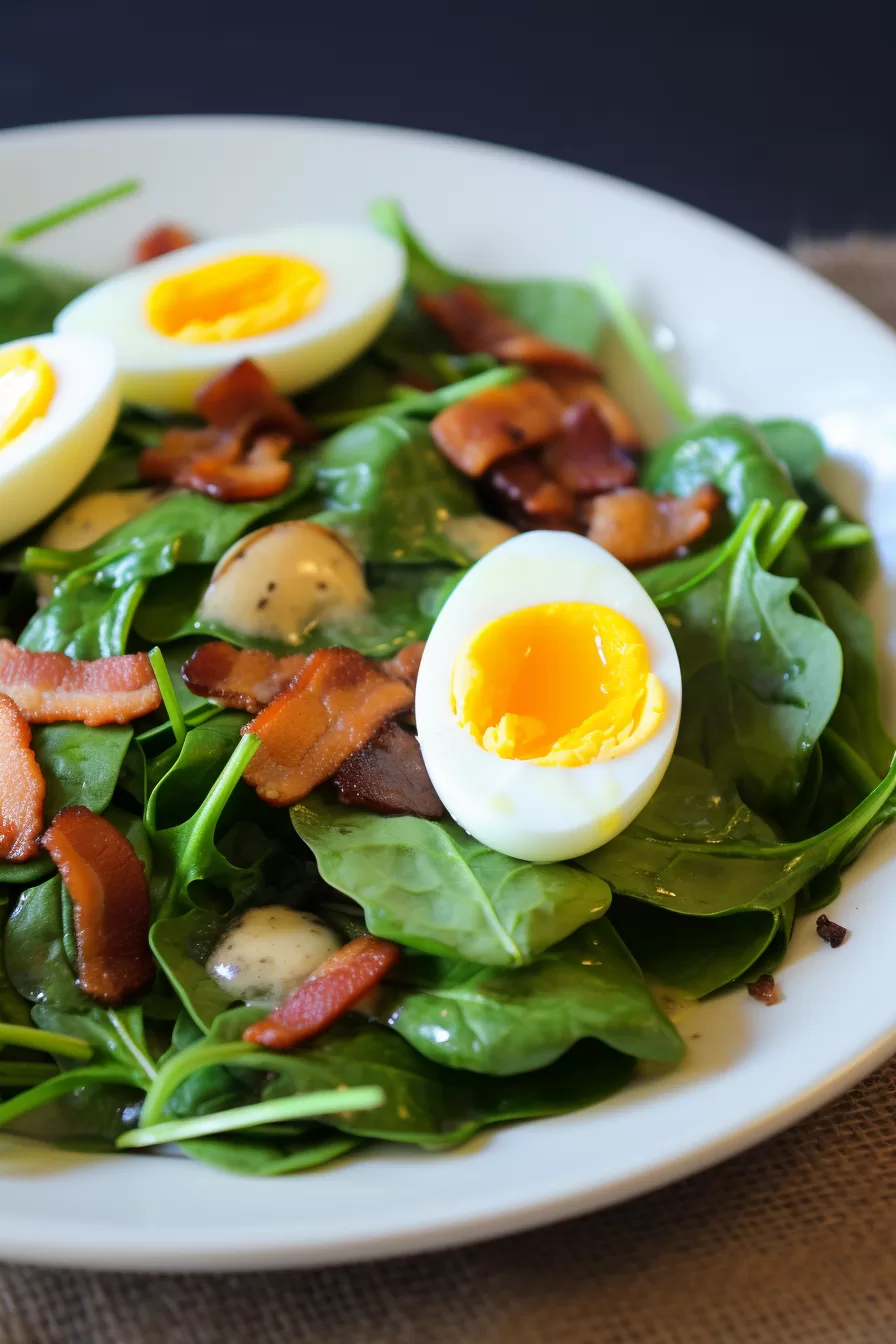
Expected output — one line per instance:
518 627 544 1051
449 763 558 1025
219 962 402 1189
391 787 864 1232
206 906 342 1007
441 514 517 562
37 488 160 598
197 519 372 644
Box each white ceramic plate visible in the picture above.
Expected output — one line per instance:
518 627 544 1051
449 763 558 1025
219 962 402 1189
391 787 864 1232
1 116 896 1273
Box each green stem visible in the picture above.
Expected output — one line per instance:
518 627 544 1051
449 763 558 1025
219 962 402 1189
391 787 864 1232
0 1024 92 1060
148 646 186 751
823 728 883 796
589 264 694 426
312 365 522 429
0 1063 59 1088
757 500 808 570
118 1086 384 1150
2 178 141 245
137 1039 262 1127
0 1066 132 1129
650 500 774 609
137 703 222 747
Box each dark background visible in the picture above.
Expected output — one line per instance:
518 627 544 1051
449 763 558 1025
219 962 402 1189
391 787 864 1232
3 0 893 247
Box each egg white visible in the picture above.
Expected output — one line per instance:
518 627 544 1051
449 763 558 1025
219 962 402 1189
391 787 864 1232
415 531 682 863
54 225 406 411
0 334 120 547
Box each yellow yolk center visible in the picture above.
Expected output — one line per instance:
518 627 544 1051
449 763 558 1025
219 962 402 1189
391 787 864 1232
452 601 665 766
0 345 56 449
145 253 327 343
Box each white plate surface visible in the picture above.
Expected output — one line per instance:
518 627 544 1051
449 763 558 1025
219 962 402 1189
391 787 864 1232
1 115 895 1272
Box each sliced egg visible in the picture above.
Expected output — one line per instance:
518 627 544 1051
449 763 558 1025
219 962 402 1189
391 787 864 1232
0 334 120 547
415 531 681 863
54 226 405 411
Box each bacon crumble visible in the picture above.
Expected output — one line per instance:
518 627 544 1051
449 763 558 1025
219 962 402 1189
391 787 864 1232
486 451 578 531
816 914 848 948
241 647 414 806
0 693 46 862
430 377 564 477
420 286 603 376
586 484 720 566
377 641 426 695
133 223 196 264
542 372 642 448
541 401 638 496
182 642 308 714
138 359 316 502
242 935 401 1049
746 974 780 1005
335 720 444 819
41 806 154 1006
0 641 161 726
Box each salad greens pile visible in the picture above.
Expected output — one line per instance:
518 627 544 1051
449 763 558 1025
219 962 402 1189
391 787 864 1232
0 192 892 1175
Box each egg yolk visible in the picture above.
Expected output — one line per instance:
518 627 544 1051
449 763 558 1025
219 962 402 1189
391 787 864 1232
452 601 665 766
0 345 56 449
145 253 326 343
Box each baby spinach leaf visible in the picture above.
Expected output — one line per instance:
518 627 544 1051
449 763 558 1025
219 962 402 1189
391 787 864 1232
166 1006 634 1148
31 1004 157 1086
579 753 896 917
291 793 612 966
310 415 476 564
177 1129 362 1176
19 576 146 658
4 876 89 1012
150 908 234 1032
34 723 133 819
372 199 602 353
642 414 798 520
388 919 683 1075
667 503 842 812
609 896 780 1000
758 419 825 483
639 499 773 608
0 252 89 343
0 905 32 1028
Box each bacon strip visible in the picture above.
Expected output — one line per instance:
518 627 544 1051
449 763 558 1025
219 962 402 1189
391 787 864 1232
0 694 45 862
182 642 308 714
420 286 602 376
377 641 426 694
242 935 401 1049
430 377 564 477
586 485 720 566
541 401 638 496
486 451 578 532
41 806 154 1006
241 647 414 805
0 641 160 726
138 359 316 502
335 720 444 819
134 223 196 264
542 372 641 449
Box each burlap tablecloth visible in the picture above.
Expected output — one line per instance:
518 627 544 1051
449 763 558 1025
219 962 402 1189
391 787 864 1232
2 238 895 1344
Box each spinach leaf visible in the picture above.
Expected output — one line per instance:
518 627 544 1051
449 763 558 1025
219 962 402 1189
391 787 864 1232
0 252 89 343
758 419 825 483
159 1006 634 1148
149 908 234 1032
642 415 798 520
578 753 896 917
372 200 602 353
31 1004 157 1086
0 903 32 1028
291 793 611 966
310 415 476 564
609 896 780 1000
667 503 842 812
0 724 132 884
388 919 683 1074
18 576 146 658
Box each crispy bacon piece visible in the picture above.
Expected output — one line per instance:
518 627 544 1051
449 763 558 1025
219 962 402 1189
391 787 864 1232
134 223 196 264
541 401 637 496
41 806 154 1006
816 913 848 948
335 720 444 818
138 359 315 501
486 451 578 532
377 641 425 694
182 642 308 714
747 973 780 1005
420 286 602 376
430 378 564 477
0 694 45 862
586 485 719 566
0 640 160 726
542 372 641 449
241 647 414 805
242 935 401 1049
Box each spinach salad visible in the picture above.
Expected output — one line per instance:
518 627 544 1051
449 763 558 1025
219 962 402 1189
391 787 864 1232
0 187 891 1176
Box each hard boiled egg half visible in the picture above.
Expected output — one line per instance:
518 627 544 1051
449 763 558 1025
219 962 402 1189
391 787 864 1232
0 334 120 546
54 226 405 412
415 531 681 863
